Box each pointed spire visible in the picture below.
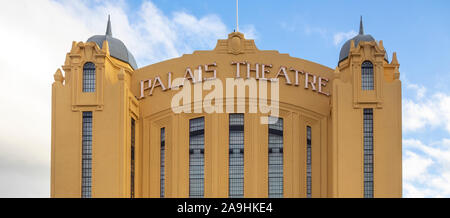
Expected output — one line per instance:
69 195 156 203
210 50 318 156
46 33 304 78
106 15 112 37
359 16 364 35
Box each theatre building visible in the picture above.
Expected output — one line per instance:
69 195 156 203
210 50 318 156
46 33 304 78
51 17 402 198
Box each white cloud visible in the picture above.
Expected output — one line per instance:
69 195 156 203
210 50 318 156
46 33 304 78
333 30 357 46
403 183 427 198
403 84 450 133
45 0 229 66
128 1 228 64
403 82 450 197
403 138 450 198
0 0 229 197
239 24 258 40
403 98 440 131
407 83 427 99
403 150 433 182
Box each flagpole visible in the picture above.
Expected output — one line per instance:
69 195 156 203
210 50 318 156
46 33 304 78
236 0 239 32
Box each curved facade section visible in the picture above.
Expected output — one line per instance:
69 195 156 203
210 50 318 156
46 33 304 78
131 32 334 198
51 28 402 198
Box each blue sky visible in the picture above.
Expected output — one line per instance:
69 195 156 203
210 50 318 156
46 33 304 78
0 0 449 197
120 0 450 94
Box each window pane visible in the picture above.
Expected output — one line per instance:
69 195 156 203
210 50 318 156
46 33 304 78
189 117 204 198
82 111 92 198
83 62 96 92
229 114 244 198
268 117 283 198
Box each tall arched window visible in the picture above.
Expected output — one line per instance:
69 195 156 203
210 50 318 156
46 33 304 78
189 117 205 198
83 62 96 92
268 117 283 198
363 108 374 198
361 61 374 90
81 111 92 198
229 114 244 198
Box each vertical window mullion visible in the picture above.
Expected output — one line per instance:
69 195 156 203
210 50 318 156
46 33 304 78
160 128 165 198
130 118 135 198
306 126 312 198
82 111 92 198
189 117 205 198
229 114 244 198
268 117 283 198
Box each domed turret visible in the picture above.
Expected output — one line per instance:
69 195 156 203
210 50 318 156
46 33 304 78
338 17 387 64
87 16 138 69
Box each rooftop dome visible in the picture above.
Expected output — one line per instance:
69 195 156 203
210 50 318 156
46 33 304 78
87 16 138 70
338 17 388 64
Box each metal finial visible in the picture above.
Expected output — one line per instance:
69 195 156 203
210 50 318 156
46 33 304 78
359 16 364 35
106 15 112 37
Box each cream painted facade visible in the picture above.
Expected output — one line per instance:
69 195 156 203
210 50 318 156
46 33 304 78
51 19 402 198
